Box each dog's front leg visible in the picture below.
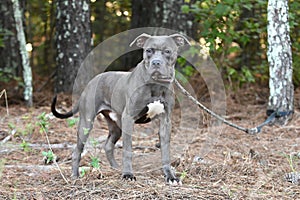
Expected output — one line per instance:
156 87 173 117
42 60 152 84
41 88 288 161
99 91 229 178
159 114 180 184
121 112 136 180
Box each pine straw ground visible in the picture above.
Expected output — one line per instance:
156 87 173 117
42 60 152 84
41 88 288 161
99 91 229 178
0 86 300 199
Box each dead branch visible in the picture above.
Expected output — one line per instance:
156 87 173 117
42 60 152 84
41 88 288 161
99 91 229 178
0 89 9 116
39 121 70 184
1 130 16 144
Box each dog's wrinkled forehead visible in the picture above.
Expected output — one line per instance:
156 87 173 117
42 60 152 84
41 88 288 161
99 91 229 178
130 33 190 49
143 36 177 50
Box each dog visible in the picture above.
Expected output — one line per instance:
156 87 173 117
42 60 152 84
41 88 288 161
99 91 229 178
51 33 190 184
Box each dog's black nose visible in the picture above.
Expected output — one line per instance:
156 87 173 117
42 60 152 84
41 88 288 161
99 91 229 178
151 60 162 68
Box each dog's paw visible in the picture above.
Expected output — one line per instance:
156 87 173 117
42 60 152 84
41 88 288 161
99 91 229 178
122 173 136 181
166 177 182 186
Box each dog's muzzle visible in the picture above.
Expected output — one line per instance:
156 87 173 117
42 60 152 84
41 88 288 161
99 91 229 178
151 71 173 83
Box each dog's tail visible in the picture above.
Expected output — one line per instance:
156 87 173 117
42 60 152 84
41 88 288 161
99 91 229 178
51 95 79 119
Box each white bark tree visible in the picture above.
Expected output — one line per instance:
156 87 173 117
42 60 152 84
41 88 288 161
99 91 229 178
12 0 33 106
267 0 293 125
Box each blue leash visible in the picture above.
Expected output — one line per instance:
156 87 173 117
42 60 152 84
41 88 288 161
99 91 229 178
247 111 293 134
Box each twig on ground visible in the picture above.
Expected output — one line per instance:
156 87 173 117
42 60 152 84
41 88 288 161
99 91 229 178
0 89 9 116
4 164 65 171
1 130 16 144
39 121 70 184
0 142 75 154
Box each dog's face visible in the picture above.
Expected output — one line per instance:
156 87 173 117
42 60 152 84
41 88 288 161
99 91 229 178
130 34 190 83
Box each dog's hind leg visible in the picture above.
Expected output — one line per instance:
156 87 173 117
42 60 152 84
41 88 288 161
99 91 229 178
72 113 95 178
104 116 121 169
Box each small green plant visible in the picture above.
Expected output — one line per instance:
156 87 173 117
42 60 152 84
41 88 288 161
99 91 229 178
8 122 16 130
90 156 100 169
19 123 34 137
80 168 86 177
66 117 79 128
42 150 55 164
90 138 99 148
37 112 49 133
284 153 299 172
180 170 188 181
20 140 31 152
83 127 90 135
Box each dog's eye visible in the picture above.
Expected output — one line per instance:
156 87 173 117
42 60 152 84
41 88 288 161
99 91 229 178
146 48 153 54
164 49 171 54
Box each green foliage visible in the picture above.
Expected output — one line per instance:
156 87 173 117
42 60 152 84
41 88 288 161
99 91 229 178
176 46 201 78
90 156 101 169
0 67 23 84
180 170 187 181
283 152 299 172
80 168 86 177
184 0 269 86
227 66 255 86
83 127 90 136
42 150 55 164
177 57 195 78
66 117 79 128
37 112 49 133
91 0 131 45
8 122 16 130
90 138 99 148
20 140 31 152
9 121 34 146
182 0 300 87
0 28 13 47
290 1 300 87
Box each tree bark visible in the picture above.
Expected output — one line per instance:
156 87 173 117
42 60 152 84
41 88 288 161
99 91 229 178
0 0 22 76
12 0 33 106
131 0 197 37
55 0 92 93
267 0 294 125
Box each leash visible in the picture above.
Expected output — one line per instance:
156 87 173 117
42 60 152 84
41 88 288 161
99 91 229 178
174 79 291 134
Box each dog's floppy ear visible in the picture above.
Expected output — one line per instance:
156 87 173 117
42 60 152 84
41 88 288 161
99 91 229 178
130 33 151 48
169 34 191 47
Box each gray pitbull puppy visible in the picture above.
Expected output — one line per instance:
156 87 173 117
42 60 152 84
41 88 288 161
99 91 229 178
51 33 190 184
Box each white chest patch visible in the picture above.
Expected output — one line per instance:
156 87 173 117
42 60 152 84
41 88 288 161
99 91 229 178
109 112 118 122
146 100 165 119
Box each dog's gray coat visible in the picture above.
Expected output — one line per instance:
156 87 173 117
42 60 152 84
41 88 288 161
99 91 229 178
51 33 190 183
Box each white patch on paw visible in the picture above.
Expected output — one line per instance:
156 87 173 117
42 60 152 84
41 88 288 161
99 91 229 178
168 180 182 186
109 112 118 122
147 100 164 118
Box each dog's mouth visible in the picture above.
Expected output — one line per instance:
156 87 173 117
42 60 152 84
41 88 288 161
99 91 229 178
151 72 173 83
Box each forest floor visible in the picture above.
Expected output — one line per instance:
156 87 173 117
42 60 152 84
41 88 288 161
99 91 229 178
0 83 300 199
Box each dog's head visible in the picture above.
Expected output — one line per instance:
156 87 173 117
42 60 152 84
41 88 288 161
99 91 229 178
130 33 190 83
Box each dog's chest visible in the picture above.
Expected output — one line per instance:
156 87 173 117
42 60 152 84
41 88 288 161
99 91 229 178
145 100 165 118
133 84 173 123
135 100 165 123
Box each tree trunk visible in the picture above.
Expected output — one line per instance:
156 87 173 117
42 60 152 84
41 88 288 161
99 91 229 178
267 0 294 125
55 0 92 93
0 0 22 76
12 0 33 106
131 0 197 37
